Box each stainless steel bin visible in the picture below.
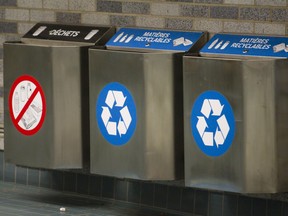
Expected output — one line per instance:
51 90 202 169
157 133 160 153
184 33 288 193
4 23 115 169
89 28 207 180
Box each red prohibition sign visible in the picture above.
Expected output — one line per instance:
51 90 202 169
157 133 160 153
9 75 46 136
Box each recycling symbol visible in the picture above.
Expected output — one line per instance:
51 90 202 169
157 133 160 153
191 91 235 157
196 99 229 148
101 90 131 136
96 82 137 146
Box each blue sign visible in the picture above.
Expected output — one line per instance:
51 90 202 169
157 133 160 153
106 28 205 52
191 91 235 157
96 82 137 146
200 34 288 58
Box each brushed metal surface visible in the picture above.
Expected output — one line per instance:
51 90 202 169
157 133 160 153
4 42 90 169
89 49 184 180
183 56 288 193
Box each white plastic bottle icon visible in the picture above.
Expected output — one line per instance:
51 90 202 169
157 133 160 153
125 35 134 43
183 39 193 46
215 41 223 49
33 26 47 36
208 38 219 49
84 29 99 40
27 83 32 99
119 34 128 43
273 43 286 53
173 37 185 46
113 32 124 43
220 41 230 50
14 92 19 113
20 85 26 102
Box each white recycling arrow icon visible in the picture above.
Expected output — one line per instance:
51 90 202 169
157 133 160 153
107 121 117 135
105 90 127 109
196 99 230 148
209 99 224 116
114 91 126 107
120 106 132 129
101 106 111 126
196 116 207 137
101 90 132 137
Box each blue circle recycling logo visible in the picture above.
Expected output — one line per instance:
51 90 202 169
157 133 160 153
191 91 235 157
96 82 137 146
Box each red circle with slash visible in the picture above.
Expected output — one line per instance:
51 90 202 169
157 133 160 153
9 75 46 136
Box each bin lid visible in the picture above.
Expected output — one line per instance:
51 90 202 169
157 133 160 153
105 27 206 52
200 33 288 59
21 23 115 45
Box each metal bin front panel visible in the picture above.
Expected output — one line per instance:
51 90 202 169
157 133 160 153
4 23 115 169
183 56 285 193
274 59 288 192
4 42 87 169
89 49 183 180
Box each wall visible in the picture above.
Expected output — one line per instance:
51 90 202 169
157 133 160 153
0 0 288 216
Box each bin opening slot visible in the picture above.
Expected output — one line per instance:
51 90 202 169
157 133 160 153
200 33 288 59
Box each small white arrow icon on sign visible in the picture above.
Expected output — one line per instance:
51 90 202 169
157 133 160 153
105 90 115 109
217 115 230 139
117 119 127 137
120 106 132 129
196 116 208 137
114 91 127 107
214 127 224 148
106 121 117 135
201 99 211 118
101 106 111 127
210 99 224 116
202 132 214 146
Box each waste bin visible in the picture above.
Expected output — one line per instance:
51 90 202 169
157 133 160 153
89 28 207 180
184 33 288 193
4 23 115 169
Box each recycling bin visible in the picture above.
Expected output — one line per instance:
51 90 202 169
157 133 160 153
89 28 207 180
4 23 115 169
184 33 288 193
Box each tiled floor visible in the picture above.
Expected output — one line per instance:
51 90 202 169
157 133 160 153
0 182 186 216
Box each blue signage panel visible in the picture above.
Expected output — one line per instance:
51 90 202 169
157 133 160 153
191 91 235 157
106 28 205 52
96 82 137 146
200 34 288 58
